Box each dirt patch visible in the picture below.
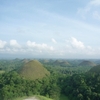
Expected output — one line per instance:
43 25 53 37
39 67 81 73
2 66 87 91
24 97 39 100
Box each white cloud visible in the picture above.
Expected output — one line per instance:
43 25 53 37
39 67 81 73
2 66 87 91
0 38 100 58
27 41 54 51
90 0 100 6
71 37 85 49
77 0 100 19
64 37 98 57
10 40 21 48
0 40 7 48
0 40 55 56
52 38 57 44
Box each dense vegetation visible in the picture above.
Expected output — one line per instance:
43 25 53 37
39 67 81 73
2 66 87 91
0 59 100 100
62 73 100 100
0 59 24 72
0 71 61 100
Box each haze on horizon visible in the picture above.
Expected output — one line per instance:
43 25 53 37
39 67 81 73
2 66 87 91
0 0 100 59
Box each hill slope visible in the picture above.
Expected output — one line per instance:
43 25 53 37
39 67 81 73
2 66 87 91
79 61 96 67
89 65 100 73
18 60 50 80
53 60 71 67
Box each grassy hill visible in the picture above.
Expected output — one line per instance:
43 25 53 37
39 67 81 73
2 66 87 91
60 61 71 67
54 60 63 64
21 59 30 63
18 60 50 80
89 65 100 73
41 59 49 64
53 60 71 67
79 60 96 67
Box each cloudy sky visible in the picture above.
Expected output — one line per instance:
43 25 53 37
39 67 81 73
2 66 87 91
0 0 100 59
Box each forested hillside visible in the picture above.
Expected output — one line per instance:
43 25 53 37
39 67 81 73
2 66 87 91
0 59 100 100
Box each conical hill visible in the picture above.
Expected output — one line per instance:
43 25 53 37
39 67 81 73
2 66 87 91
79 61 96 67
53 60 71 67
89 65 100 73
18 60 50 80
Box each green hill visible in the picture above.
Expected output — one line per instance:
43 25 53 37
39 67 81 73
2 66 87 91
89 65 100 73
40 59 49 64
79 61 96 67
18 60 50 80
21 59 30 64
54 60 63 64
60 61 71 67
53 60 71 67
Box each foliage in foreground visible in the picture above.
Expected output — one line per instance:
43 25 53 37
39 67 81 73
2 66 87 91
1 70 100 100
0 71 61 100
13 95 53 100
62 73 100 100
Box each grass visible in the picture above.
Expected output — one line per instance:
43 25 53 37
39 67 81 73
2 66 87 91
13 96 28 100
11 94 69 100
18 60 50 80
0 70 5 74
37 95 53 100
13 95 53 100
59 94 69 100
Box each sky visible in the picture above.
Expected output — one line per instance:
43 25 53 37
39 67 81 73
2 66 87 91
0 0 100 59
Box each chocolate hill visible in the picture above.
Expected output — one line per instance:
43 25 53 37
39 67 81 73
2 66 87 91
79 61 96 67
89 65 100 73
18 60 50 80
53 60 71 67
